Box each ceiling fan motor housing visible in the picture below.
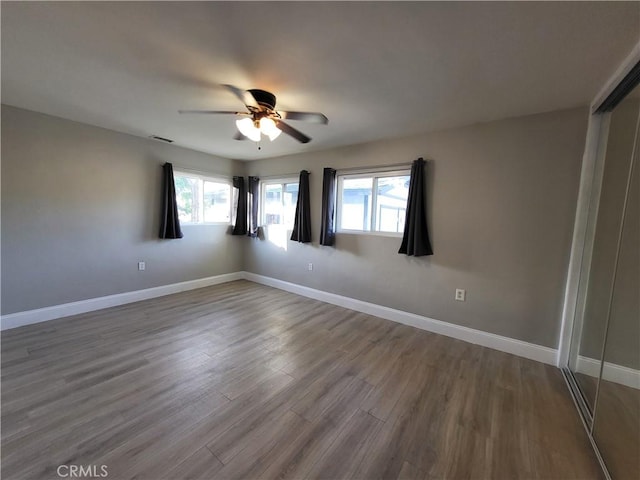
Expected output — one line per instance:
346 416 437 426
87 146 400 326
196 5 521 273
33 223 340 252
249 89 277 110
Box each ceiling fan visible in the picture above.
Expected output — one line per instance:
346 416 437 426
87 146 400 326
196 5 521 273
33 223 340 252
179 85 328 144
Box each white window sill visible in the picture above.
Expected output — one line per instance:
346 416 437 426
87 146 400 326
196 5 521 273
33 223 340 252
181 222 231 226
337 230 403 238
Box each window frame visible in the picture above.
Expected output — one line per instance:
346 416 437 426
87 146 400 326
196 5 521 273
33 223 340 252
260 177 300 228
173 170 233 225
336 167 411 237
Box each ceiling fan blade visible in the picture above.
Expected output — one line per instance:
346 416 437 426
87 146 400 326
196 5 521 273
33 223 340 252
278 111 328 124
178 110 247 115
222 84 259 108
276 120 311 143
233 131 248 141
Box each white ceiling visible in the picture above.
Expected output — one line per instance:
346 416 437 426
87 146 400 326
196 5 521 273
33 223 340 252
2 2 638 161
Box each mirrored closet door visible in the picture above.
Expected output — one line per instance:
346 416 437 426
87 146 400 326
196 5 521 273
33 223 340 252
566 74 639 480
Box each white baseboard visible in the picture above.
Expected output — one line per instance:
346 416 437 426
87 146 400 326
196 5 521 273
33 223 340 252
1 270 560 368
1 272 244 331
242 272 558 365
575 355 640 390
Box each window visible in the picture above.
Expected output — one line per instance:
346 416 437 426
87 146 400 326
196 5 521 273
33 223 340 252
261 180 299 227
174 171 232 224
337 169 410 234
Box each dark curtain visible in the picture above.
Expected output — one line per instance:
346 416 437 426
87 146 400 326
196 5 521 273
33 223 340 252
247 176 260 237
232 176 247 235
290 170 312 243
319 168 336 246
159 162 183 239
399 158 433 256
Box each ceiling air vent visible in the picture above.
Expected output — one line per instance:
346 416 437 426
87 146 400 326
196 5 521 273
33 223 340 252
150 135 174 143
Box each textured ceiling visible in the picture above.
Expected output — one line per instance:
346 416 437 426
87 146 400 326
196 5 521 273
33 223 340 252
2 1 639 160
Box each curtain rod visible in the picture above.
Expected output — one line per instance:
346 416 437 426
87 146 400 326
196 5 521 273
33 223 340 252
254 162 414 179
336 162 413 173
253 163 414 179
252 172 306 180
171 164 237 179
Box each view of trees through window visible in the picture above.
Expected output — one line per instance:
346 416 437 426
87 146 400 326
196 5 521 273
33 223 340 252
174 173 231 224
338 173 410 233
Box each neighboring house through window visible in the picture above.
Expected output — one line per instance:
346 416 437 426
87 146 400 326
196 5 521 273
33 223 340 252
337 168 410 235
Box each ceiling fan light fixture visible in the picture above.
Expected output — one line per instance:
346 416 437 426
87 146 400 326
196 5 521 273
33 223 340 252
182 85 325 144
260 117 282 141
236 117 261 142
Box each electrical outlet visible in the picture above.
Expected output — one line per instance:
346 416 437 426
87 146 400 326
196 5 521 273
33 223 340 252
308 263 313 271
138 261 146 271
455 289 466 301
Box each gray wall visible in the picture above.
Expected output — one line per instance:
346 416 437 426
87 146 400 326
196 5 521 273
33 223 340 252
244 107 589 349
1 106 244 314
2 105 591 351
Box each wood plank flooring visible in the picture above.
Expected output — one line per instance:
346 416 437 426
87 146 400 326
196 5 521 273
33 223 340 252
1 280 602 480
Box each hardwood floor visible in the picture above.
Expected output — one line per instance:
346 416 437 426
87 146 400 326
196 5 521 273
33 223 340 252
1 280 602 480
